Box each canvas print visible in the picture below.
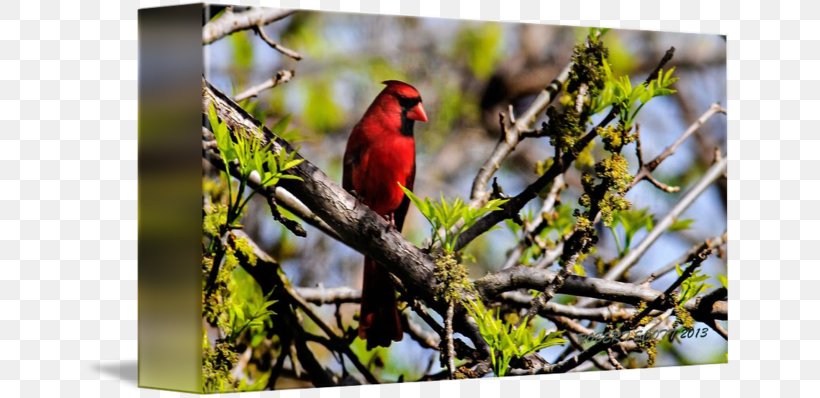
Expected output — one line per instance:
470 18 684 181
195 5 727 392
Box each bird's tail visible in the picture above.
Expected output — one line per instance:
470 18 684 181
358 257 402 349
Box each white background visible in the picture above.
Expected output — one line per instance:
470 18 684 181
0 0 816 397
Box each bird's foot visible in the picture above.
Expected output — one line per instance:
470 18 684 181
384 214 397 233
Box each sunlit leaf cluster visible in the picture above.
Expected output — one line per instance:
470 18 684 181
399 185 507 254
208 104 304 227
591 61 679 130
202 104 307 391
676 264 713 305
463 299 566 377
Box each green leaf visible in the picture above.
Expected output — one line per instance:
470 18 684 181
400 185 507 253
669 218 695 232
464 297 566 376
399 184 429 219
612 208 654 254
209 104 237 163
676 264 714 304
233 305 245 324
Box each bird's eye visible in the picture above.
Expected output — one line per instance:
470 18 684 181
397 96 420 109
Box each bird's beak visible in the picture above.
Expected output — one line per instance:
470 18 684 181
406 102 428 123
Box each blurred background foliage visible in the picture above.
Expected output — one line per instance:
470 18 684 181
205 9 726 387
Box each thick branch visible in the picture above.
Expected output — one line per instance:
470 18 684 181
202 78 492 353
204 78 437 296
475 265 726 321
295 280 727 323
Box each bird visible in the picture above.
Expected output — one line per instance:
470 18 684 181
342 80 428 349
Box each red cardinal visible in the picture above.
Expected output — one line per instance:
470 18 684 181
343 80 428 349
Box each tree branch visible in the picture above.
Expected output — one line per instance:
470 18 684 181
603 157 727 281
295 287 442 350
296 286 361 304
204 78 439 297
470 63 572 203
637 232 727 284
203 7 296 45
202 78 493 356
401 308 441 351
630 102 727 192
202 132 340 240
230 230 378 384
500 175 566 270
455 47 677 253
474 265 726 321
234 70 295 102
508 240 715 375
224 232 337 387
253 25 303 61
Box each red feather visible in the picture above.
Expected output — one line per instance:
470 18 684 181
343 81 427 349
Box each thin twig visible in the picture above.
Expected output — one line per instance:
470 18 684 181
401 308 441 351
272 186 339 239
470 63 572 204
630 103 727 192
234 70 295 102
266 194 307 237
202 134 339 240
517 251 580 327
603 157 728 281
287 287 378 384
296 286 442 350
455 47 677 253
568 333 612 370
443 303 456 379
637 232 727 284
231 230 379 384
254 25 303 61
405 298 445 335
607 348 625 370
633 124 681 193
508 241 715 375
203 7 296 44
550 315 637 362
643 47 676 86
296 286 361 304
501 175 566 270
